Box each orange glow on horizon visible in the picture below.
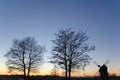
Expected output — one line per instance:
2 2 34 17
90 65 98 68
0 65 120 76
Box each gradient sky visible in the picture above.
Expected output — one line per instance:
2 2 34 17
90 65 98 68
0 0 120 76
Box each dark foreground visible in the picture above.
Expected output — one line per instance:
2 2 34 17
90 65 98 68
0 75 120 80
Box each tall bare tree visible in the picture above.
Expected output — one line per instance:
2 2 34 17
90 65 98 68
4 37 45 80
50 29 69 78
50 28 95 79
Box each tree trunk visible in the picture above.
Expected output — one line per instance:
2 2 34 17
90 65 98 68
23 51 26 80
65 45 68 79
68 67 71 80
65 57 68 79
68 61 71 80
65 68 67 79
68 53 72 80
27 65 31 80
23 65 26 80
27 50 32 80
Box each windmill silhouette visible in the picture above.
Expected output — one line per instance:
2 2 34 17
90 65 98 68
93 60 109 76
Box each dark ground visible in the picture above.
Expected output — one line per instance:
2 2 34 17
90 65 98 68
0 75 120 80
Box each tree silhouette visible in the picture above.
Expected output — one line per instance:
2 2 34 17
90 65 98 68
4 37 45 80
50 28 95 79
50 63 59 76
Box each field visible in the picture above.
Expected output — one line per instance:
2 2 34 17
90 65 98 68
0 75 120 80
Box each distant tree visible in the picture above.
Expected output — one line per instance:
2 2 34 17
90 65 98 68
50 28 95 79
50 63 59 76
4 37 45 80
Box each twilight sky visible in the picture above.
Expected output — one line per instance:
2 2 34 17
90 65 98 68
0 0 120 76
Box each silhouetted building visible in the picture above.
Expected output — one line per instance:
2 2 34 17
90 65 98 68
99 64 108 80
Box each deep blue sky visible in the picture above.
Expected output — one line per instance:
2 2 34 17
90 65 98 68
0 0 120 76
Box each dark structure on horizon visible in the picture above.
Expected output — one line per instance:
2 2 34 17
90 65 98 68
94 60 109 80
98 64 108 80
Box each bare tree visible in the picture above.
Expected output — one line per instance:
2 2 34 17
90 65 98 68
50 29 69 78
50 28 95 79
4 37 45 80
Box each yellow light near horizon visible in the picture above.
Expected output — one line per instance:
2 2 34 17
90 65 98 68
0 64 120 76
